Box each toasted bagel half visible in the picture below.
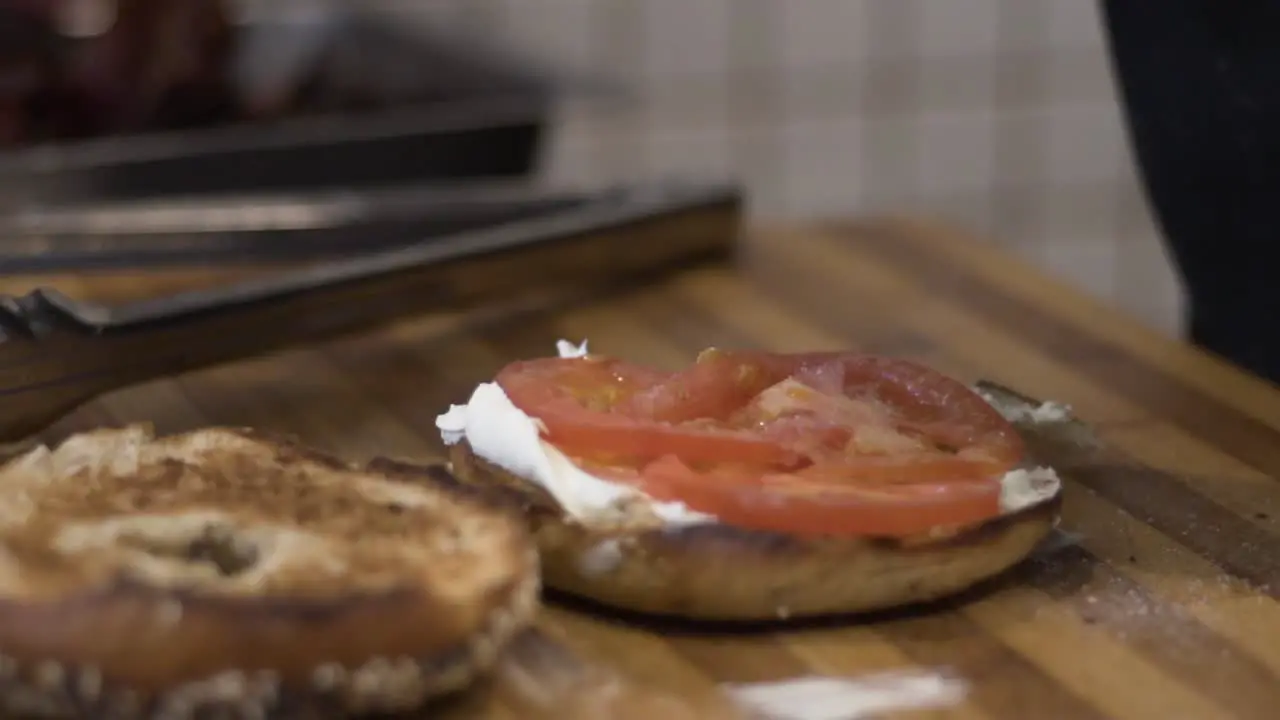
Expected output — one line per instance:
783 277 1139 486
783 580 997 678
446 437 1061 622
0 425 539 719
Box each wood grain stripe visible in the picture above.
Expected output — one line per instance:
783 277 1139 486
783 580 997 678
96 378 208 435
38 399 116 441
661 268 982 389
962 579 1233 717
1018 545 1280 717
1057 462 1280 597
873 611 1110 720
542 612 743 719
667 268 939 356
779 629 995 720
1098 423 1280 535
958 583 1233 720
1057 486 1280 675
665 634 815 684
327 328 514 449
743 234 1152 425
844 221 1280 482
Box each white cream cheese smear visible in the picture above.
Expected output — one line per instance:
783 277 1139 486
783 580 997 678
724 671 967 720
974 386 1067 513
435 340 715 525
998 466 1062 514
976 388 1072 425
555 338 589 358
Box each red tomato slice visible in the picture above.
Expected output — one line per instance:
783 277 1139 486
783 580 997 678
496 356 800 466
493 349 1027 537
618 349 788 423
639 456 1001 537
497 356 667 412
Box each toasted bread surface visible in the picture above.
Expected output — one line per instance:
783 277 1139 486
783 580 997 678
446 440 1059 622
0 425 538 719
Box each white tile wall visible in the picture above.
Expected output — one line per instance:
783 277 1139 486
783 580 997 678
1040 238 1119 305
375 0 1181 336
914 109 996 197
644 127 735 179
1040 186 1119 270
778 116 866 216
641 0 732 79
1044 103 1128 184
990 107 1050 187
1045 0 1107 51
778 0 867 68
1045 52 1113 103
493 0 595 73
919 0 1001 57
919 56 997 110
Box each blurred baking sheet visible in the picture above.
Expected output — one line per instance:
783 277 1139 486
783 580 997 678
0 5 554 208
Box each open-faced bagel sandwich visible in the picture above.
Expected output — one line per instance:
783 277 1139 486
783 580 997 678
438 341 1064 622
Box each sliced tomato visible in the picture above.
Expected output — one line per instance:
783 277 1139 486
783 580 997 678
536 420 800 468
493 348 1027 537
497 356 668 413
497 356 799 466
619 349 787 423
639 456 1001 537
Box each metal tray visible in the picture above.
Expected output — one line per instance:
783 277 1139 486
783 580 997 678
0 7 552 209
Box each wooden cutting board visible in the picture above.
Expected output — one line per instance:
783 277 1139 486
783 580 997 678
9 219 1280 719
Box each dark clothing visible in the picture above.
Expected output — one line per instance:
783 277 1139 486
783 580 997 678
1101 2 1280 383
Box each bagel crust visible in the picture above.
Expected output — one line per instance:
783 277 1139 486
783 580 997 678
446 440 1060 622
0 426 539 719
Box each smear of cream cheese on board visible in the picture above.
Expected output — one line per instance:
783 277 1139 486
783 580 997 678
723 671 968 720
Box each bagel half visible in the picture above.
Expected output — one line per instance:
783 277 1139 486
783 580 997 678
0 425 539 719
440 380 1067 622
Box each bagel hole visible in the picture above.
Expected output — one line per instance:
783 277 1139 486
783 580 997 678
118 524 258 577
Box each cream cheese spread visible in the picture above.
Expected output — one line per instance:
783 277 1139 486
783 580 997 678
976 389 1072 424
724 670 968 720
435 340 715 526
996 466 1061 514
